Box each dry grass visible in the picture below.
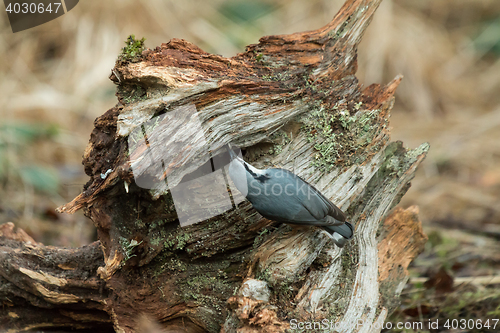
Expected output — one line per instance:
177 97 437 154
1 0 499 328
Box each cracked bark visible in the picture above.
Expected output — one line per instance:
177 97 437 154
1 0 428 332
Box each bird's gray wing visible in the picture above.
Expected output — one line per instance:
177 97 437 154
281 169 346 222
309 186 346 222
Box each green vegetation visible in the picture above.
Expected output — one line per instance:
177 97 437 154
301 102 383 172
123 85 147 104
116 83 148 106
163 227 192 251
119 237 143 261
176 260 233 314
269 131 291 155
253 228 270 248
118 35 146 63
262 71 293 82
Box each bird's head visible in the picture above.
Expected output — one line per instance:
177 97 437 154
228 143 243 163
227 144 269 198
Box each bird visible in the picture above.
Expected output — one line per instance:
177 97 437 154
227 144 354 247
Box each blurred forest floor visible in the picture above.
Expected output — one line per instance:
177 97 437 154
1 0 500 331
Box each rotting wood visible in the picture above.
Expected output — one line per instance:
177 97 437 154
1 0 429 332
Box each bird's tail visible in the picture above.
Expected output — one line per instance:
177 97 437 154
323 222 354 248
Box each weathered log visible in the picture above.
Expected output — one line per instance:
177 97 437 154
0 223 112 332
1 0 429 332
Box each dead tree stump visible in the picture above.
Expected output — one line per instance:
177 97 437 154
1 0 428 332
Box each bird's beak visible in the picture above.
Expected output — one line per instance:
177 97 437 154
228 143 237 161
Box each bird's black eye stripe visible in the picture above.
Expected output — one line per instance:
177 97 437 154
244 163 269 183
243 163 256 177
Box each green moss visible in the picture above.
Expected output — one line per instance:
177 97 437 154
151 255 185 277
115 83 148 107
262 71 292 82
118 34 146 63
163 227 192 251
167 257 188 272
275 280 294 300
253 228 270 248
176 231 191 249
301 100 384 172
119 237 143 261
302 106 340 171
269 131 291 155
373 141 429 187
150 234 162 246
134 219 145 229
124 85 147 104
402 142 430 175
256 267 273 282
163 238 175 250
176 261 233 314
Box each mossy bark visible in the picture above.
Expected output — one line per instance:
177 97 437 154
1 0 428 332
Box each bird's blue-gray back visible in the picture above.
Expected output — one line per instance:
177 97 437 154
245 168 346 224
